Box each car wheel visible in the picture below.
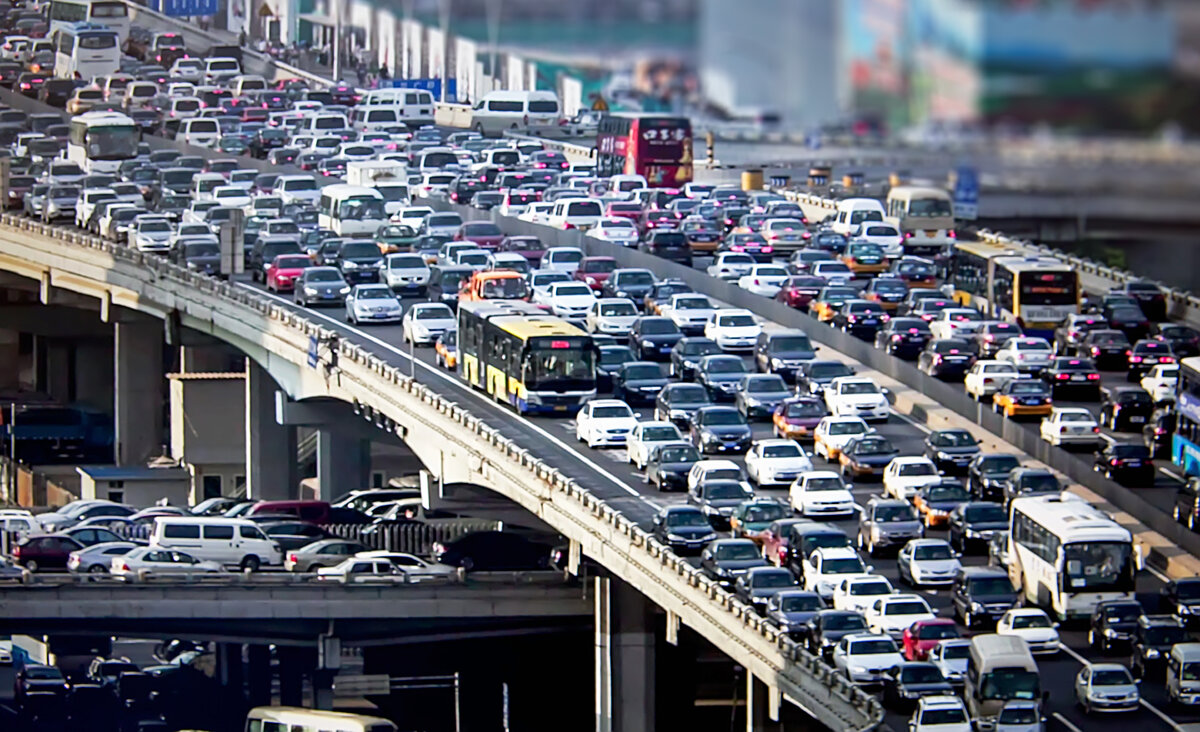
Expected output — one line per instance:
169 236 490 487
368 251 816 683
23 559 37 572
460 556 475 571
88 564 107 574
240 555 261 572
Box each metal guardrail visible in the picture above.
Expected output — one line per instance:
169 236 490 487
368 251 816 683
0 215 883 730
7 569 568 587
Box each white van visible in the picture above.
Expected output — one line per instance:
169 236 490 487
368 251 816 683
469 90 561 137
150 517 282 570
191 172 227 201
350 106 400 132
276 175 321 206
548 197 603 230
167 96 202 120
229 75 267 97
361 88 435 126
179 117 220 147
305 114 350 133
831 198 886 237
203 57 241 84
608 175 648 197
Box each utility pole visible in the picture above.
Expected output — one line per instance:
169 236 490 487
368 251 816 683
438 0 451 102
485 0 501 90
332 0 342 81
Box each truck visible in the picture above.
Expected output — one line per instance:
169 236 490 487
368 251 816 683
346 160 407 188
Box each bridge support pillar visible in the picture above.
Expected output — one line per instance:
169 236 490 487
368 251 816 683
73 340 113 413
316 429 370 500
245 362 297 500
246 644 271 707
0 328 18 391
745 674 773 732
277 646 305 708
35 336 72 403
594 576 655 732
217 643 244 696
113 321 163 465
312 669 335 710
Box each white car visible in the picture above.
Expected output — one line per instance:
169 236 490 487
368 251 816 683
345 284 403 325
995 608 1060 654
75 187 116 228
588 218 639 247
169 58 205 83
824 377 890 422
423 213 465 238
1141 363 1179 403
853 223 905 259
382 253 431 294
586 298 640 336
627 421 684 470
995 337 1054 373
542 246 585 275
316 556 409 583
927 639 971 687
686 459 746 494
964 360 1021 400
707 252 756 281
909 696 972 732
129 216 174 253
1039 407 1100 447
789 470 855 518
518 202 555 225
546 282 596 319
67 541 139 574
356 551 457 581
529 270 573 306
401 303 456 345
810 260 853 285
831 574 896 614
896 538 961 587
737 265 790 297
704 309 762 351
928 309 985 340
882 457 942 501
803 546 870 599
813 416 871 462
745 438 813 487
111 547 225 580
831 633 904 685
575 400 639 448
212 185 252 209
393 206 434 229
1074 663 1140 714
0 639 11 665
865 593 936 639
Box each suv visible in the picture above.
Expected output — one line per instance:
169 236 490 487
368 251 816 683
1175 477 1200 532
857 496 923 557
1054 313 1108 355
1003 468 1061 507
639 230 693 267
1099 386 1154 432
1145 406 1176 459
950 567 1019 629
1131 615 1191 679
1089 600 1144 653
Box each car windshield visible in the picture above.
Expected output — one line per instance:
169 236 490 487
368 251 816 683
1017 474 1060 493
897 462 936 477
850 581 891 596
600 303 636 317
784 401 824 418
926 485 968 502
718 314 757 328
997 705 1039 724
964 504 1006 523
828 422 866 436
1092 668 1133 686
658 446 699 463
806 477 844 492
1146 626 1191 645
806 362 851 379
886 601 930 616
676 297 713 311
825 614 868 631
707 359 747 375
715 543 760 560
875 504 917 522
902 665 947 682
640 320 678 335
664 511 710 528
355 287 393 300
853 438 894 456
1009 381 1046 395
850 639 896 655
921 708 967 725
840 382 878 395
1010 614 1051 629
762 444 802 458
981 669 1040 701
981 456 1021 474
307 270 342 283
593 406 633 419
25 667 63 679
822 557 864 574
642 426 678 441
682 341 720 356
554 284 592 297
746 377 787 394
701 410 745 426
414 307 452 320
753 571 795 588
624 365 662 381
706 482 751 500
779 595 822 612
743 504 787 522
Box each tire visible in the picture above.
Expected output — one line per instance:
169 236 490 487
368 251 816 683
240 555 261 572
460 556 475 571
23 559 37 572
88 564 107 574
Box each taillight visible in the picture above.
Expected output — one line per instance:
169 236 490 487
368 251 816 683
948 229 957 239
1055 373 1069 380
1086 373 1100 380
288 553 298 563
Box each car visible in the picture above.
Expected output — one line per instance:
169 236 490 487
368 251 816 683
832 299 890 340
662 294 716 336
1151 323 1200 358
991 378 1052 419
1003 468 1063 506
881 662 954 710
1082 329 1133 370
824 376 889 422
650 505 719 554
737 264 790 297
875 317 933 360
1146 406 1177 460
688 405 753 455
896 539 960 587
776 275 827 311
805 609 872 660
917 338 976 380
862 276 908 311
908 695 972 732
575 399 638 448
1056 313 1110 355
753 331 817 382
729 499 790 544
765 590 827 639
704 309 762 351
789 471 855 518
923 429 980 473
544 281 596 321
734 566 799 613
596 345 636 391
883 457 941 501
991 700 1044 732
1099 385 1155 432
261 521 334 551
111 548 225 579
831 574 896 614
628 317 683 361
611 361 668 405
1131 614 1190 678
66 541 139 574
832 632 904 685
707 251 756 280
1127 339 1175 381
1088 599 1144 653
314 556 410 583
699 538 768 585
645 441 701 492
1074 663 1139 714
293 267 350 307
975 322 1024 358
803 546 870 600
432 531 552 571
626 421 684 470
813 416 871 462
696 354 749 402
912 481 971 528
927 639 971 688
401 303 455 345
963 360 1021 400
1141 363 1179 403
865 593 936 639
1094 442 1154 486
771 397 826 442
996 608 1060 654
12 534 85 571
928 308 984 341
966 453 1022 502
434 330 457 370
575 256 616 291
588 218 638 246
809 285 859 321
1039 407 1100 447
745 439 813 487
735 373 791 420
1107 305 1151 343
796 360 856 398
947 502 1008 554
1042 357 1101 399
995 337 1053 374
586 297 639 336
669 337 721 380
839 434 900 481
654 382 713 428
344 284 403 324
282 539 369 572
1161 577 1200 628
15 664 69 704
687 459 747 495
857 497 924 557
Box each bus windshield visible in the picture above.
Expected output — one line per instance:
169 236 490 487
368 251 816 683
907 197 953 217
85 125 138 161
524 344 594 391
337 197 385 220
1019 271 1078 306
1063 541 1133 592
980 669 1039 701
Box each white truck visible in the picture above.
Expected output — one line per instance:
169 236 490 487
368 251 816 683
345 160 410 215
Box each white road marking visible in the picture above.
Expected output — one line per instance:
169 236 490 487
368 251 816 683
1052 712 1083 732
243 284 659 508
1162 467 1185 482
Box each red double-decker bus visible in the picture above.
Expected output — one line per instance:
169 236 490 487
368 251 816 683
595 113 693 187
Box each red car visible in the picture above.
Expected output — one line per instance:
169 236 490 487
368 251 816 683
266 254 311 292
775 275 826 309
902 618 961 661
13 534 84 571
453 221 505 250
575 256 617 291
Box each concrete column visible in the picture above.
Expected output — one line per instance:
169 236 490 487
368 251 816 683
73 340 113 413
277 646 304 708
746 675 768 732
595 577 655 732
246 645 272 707
245 362 297 500
316 430 369 500
217 643 244 696
312 669 335 710
0 328 18 390
34 337 72 403
113 321 163 465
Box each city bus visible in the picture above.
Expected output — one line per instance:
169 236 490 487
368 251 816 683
457 300 596 415
245 707 397 732
949 241 1080 337
49 0 129 41
53 22 119 81
316 184 387 238
1173 356 1200 477
66 110 138 174
595 113 693 188
1007 495 1135 621
885 186 955 258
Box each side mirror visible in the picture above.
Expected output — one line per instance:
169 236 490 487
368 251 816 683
1053 622 1061 629
931 608 939 615
866 565 874 573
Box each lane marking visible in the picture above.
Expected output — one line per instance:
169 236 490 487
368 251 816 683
1052 712 1083 732
241 284 660 508
1162 467 1185 482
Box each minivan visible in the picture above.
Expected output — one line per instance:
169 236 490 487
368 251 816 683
831 198 886 238
150 517 282 570
964 634 1041 727
350 106 399 132
469 90 561 137
179 118 220 148
361 88 435 126
548 197 602 230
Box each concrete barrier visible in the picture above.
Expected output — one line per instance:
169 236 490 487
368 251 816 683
434 103 474 129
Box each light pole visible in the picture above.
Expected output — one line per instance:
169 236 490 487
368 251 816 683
437 0 451 102
331 0 342 81
485 0 501 90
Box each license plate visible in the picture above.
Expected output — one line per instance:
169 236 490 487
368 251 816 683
1125 460 1142 466
373 313 390 318
862 319 877 325
1071 375 1086 381
924 230 938 237
554 405 568 411
322 293 336 298
1130 416 1146 423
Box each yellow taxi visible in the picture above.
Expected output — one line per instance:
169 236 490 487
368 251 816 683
913 481 971 528
808 286 858 323
434 331 458 370
990 378 1052 419
840 242 888 276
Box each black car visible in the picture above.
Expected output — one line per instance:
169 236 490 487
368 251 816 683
426 265 473 308
1106 304 1151 342
1127 339 1175 381
1055 314 1109 356
924 429 980 473
699 538 768 585
766 590 826 639
596 345 636 391
874 317 932 360
604 268 658 304
432 531 551 571
1145 407 1176 459
950 567 1019 629
881 663 954 710
654 383 712 428
796 360 855 398
628 317 683 360
1003 468 1061 506
293 267 349 307
754 331 817 381
1162 578 1200 628
917 338 975 380
1151 323 1200 358
1099 385 1154 431
611 361 668 405
839 434 900 481
15 664 69 704
689 405 753 455
650 505 718 554
38 78 79 107
966 453 1021 502
805 609 871 660
1131 615 1190 678
947 502 1008 554
832 299 888 340
334 240 384 284
1042 357 1101 399
735 373 791 421
1089 600 1145 653
1115 280 1168 321
639 230 692 267
734 566 799 614
670 337 721 381
173 239 221 276
1094 442 1154 487
1081 329 1133 370
696 354 749 402
643 279 692 314
645 441 700 492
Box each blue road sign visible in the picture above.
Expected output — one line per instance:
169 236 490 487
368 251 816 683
391 78 457 103
953 165 979 220
158 0 218 15
307 335 319 369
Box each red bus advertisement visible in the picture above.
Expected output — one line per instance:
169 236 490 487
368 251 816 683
595 114 693 187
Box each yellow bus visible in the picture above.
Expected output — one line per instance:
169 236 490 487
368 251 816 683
457 300 596 415
949 240 1081 338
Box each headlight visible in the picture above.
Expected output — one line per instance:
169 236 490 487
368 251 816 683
343 260 358 269
304 287 317 295
851 666 867 674
339 286 350 295
666 533 685 542
936 451 953 460
1147 648 1161 658
770 357 784 369
971 602 986 613
1104 628 1119 638
1181 605 1192 616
